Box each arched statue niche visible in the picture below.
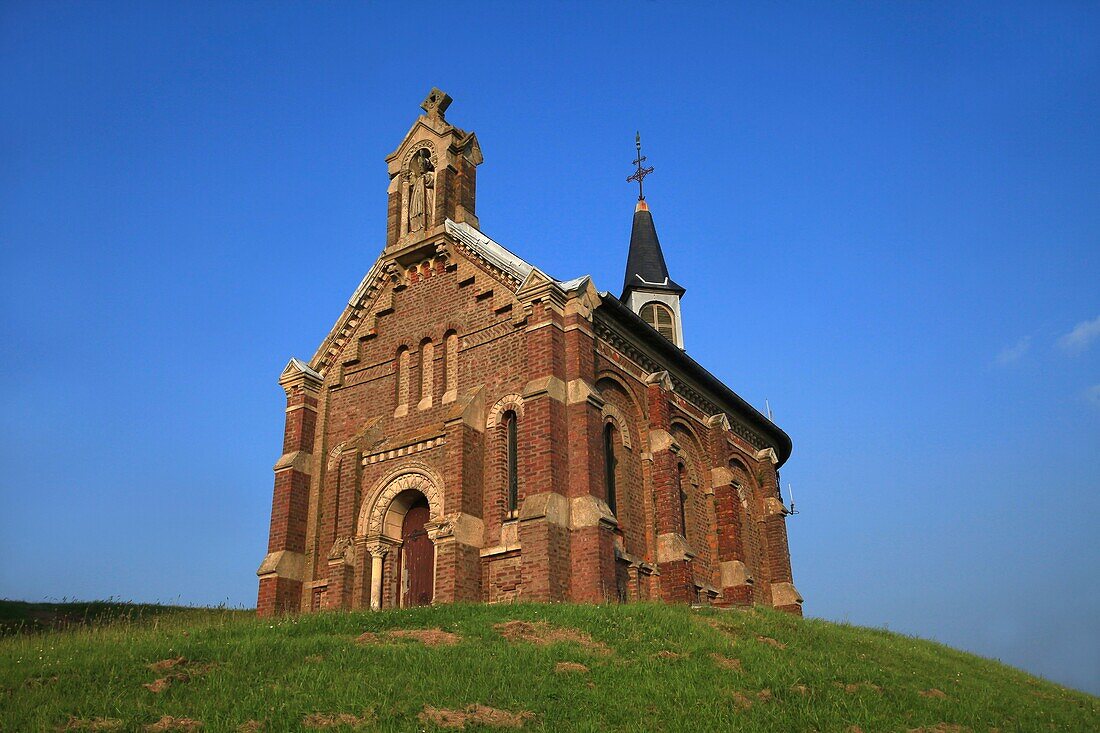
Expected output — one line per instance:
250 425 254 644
403 148 436 235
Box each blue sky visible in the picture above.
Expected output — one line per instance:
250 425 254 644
1 1 1097 694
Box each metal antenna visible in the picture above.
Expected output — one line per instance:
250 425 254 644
626 131 654 201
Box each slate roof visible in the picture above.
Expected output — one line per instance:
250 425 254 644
621 202 685 300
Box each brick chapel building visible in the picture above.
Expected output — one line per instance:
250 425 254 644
257 90 801 617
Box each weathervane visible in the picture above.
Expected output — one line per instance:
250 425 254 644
626 131 655 201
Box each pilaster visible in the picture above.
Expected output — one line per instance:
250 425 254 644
646 371 695 604
755 449 802 615
561 282 619 602
257 359 322 616
514 274 572 602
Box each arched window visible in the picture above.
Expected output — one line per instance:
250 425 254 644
503 409 518 515
640 302 676 342
677 461 688 536
603 423 618 515
395 346 410 412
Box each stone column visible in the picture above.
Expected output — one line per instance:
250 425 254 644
257 359 322 617
367 542 390 611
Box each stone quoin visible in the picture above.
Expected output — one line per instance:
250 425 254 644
257 89 802 616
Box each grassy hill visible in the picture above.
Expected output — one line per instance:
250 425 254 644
1 600 1095 732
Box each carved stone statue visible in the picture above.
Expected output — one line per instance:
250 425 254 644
406 149 434 233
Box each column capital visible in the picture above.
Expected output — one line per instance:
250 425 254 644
364 535 399 558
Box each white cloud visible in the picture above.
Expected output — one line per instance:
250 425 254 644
1058 315 1100 354
996 336 1031 365
1086 384 1100 409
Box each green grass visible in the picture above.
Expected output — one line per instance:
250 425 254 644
0 600 224 636
1 601 1096 732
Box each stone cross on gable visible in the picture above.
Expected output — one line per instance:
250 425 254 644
421 88 452 121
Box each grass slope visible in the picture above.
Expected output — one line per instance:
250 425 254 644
1 601 1095 732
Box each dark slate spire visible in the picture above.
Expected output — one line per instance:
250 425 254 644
621 199 685 300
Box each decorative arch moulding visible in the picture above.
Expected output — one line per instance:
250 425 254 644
358 463 445 538
486 393 525 429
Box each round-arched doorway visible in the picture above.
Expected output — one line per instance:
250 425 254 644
359 467 443 611
398 494 434 607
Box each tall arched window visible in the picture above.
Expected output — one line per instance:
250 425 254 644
640 301 676 342
603 423 618 515
677 461 688 536
503 409 518 515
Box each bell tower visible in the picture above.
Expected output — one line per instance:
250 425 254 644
384 88 483 250
621 133 686 348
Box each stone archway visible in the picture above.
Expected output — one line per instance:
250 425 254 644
358 466 444 610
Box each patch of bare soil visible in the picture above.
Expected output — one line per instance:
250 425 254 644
493 620 610 654
698 617 740 639
303 655 324 664
387 628 461 646
710 653 742 671
148 657 187 672
919 689 948 699
143 660 216 693
26 675 60 688
143 674 189 693
654 650 685 659
355 628 461 647
554 662 589 674
57 717 123 731
236 722 265 733
731 689 773 710
790 683 809 695
419 707 468 729
418 705 534 730
301 712 373 729
731 692 754 710
835 682 883 694
755 635 787 649
907 725 968 733
848 726 865 733
143 716 203 732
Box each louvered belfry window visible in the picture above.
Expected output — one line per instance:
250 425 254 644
640 302 676 341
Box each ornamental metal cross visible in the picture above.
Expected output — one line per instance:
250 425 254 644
626 131 655 201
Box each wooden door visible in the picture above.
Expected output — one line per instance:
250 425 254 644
400 501 434 607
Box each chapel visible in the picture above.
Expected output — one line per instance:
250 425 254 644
257 89 801 616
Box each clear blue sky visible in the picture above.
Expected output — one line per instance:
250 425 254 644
2 1 1097 694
